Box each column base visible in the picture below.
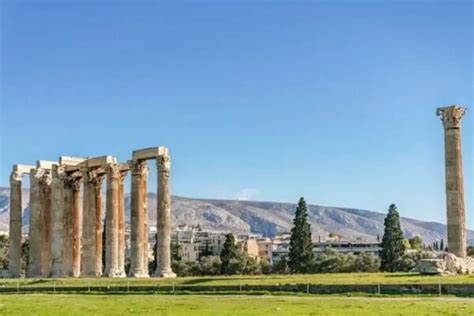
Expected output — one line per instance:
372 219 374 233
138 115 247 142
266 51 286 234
152 270 177 278
128 270 150 278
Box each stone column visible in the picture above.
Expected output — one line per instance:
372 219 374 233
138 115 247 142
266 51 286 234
153 154 176 278
27 168 52 277
71 176 82 277
437 106 467 258
62 174 75 276
8 170 23 277
129 160 149 278
40 171 52 277
27 169 43 277
94 172 104 276
117 169 128 277
105 164 120 277
81 169 104 277
50 165 66 277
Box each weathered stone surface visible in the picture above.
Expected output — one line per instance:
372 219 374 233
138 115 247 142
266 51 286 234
105 163 120 277
418 253 474 275
27 168 52 277
81 169 104 277
71 174 82 277
132 147 168 161
50 165 66 277
129 160 149 278
8 170 23 277
117 169 128 277
437 106 467 258
153 154 176 278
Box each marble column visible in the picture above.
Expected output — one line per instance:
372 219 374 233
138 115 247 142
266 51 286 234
71 176 82 277
129 160 149 278
153 154 176 278
437 106 467 258
27 168 52 277
117 169 128 277
105 164 120 277
50 165 66 277
40 171 52 277
62 175 74 276
8 170 23 277
81 169 104 277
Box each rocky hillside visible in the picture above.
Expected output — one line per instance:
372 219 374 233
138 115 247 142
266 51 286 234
0 187 472 245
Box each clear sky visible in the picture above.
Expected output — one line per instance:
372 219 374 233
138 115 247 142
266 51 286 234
0 1 472 228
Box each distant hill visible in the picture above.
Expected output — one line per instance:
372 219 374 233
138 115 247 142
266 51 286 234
1 187 472 245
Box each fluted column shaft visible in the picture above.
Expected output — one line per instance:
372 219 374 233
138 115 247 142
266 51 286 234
105 164 120 277
71 177 82 277
129 160 149 278
50 165 66 277
81 169 104 277
153 155 176 278
437 106 467 258
117 170 128 277
27 168 52 277
8 171 23 277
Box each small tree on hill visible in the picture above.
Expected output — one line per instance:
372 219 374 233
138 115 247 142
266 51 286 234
380 204 405 272
220 234 238 274
288 197 314 273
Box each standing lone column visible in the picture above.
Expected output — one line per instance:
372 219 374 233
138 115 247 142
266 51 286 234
153 154 176 278
105 164 120 277
8 169 23 277
437 105 467 258
129 160 149 278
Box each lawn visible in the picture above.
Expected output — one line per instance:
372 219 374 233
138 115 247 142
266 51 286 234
0 294 472 315
0 273 473 288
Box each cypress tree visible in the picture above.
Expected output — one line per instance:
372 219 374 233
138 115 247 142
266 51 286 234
380 204 405 272
288 197 314 273
440 239 444 251
220 234 238 274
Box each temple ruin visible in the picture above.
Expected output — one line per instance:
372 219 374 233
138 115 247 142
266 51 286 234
437 106 468 258
7 146 175 278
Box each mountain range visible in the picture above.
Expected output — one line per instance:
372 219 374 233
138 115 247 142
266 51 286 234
0 187 472 245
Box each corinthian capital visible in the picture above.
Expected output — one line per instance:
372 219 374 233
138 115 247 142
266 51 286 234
10 171 22 184
107 163 121 179
157 155 171 173
437 105 467 129
131 160 148 177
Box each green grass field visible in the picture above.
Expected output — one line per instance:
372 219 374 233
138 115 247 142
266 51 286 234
0 294 472 315
1 273 473 288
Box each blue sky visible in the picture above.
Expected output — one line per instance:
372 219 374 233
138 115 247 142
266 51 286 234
0 1 472 228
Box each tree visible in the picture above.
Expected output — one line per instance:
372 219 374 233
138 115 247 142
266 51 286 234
288 197 314 273
220 234 238 274
408 236 423 251
380 204 405 272
440 239 445 252
353 252 381 272
0 235 9 269
273 257 290 274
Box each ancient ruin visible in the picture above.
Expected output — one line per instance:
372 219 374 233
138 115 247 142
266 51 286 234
436 106 467 258
7 147 175 278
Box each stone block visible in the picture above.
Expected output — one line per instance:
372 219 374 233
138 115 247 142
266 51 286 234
13 164 36 174
132 147 168 160
36 160 58 169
